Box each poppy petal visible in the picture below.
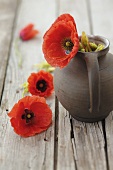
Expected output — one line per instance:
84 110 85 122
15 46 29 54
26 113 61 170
43 15 79 68
22 30 39 40
8 96 52 137
20 24 39 41
27 70 54 97
44 13 77 38
30 102 52 128
8 102 24 118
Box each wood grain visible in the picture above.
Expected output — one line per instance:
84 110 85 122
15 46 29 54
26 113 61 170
89 0 113 52
59 0 90 35
72 120 107 170
57 102 76 170
90 0 113 169
55 0 107 169
0 0 113 169
56 103 107 170
0 0 56 169
0 0 18 101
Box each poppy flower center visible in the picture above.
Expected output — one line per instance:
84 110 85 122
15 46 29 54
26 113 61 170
36 79 47 92
63 39 74 52
22 109 34 124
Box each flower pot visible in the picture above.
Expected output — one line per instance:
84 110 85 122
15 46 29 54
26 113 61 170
54 35 113 122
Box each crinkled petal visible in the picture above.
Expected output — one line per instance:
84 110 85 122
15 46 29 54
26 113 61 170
18 95 46 108
9 96 52 137
43 17 79 68
20 24 39 41
27 71 54 97
8 102 24 118
30 102 52 128
44 13 77 38
22 30 39 40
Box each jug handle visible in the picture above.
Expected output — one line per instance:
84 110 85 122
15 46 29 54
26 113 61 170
84 54 100 113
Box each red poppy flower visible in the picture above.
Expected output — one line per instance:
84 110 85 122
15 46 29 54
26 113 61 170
42 14 79 68
27 70 54 97
20 24 39 41
8 96 52 137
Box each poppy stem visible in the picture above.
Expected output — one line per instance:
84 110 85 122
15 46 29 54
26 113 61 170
14 37 23 68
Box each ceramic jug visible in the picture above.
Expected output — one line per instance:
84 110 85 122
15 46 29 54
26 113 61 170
54 35 113 122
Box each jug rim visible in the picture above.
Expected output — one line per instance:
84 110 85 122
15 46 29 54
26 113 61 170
77 35 110 57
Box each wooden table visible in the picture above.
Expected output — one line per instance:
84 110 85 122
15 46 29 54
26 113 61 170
0 0 113 169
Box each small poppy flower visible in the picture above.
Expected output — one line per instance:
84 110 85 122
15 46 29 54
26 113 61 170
20 23 39 41
27 70 54 97
8 96 52 137
42 14 79 68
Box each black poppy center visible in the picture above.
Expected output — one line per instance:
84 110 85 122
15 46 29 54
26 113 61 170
36 79 47 92
63 39 74 51
21 109 34 123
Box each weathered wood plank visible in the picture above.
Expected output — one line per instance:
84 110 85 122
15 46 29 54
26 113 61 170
58 0 90 35
57 103 107 170
1 0 113 169
89 0 113 52
72 120 107 170
90 0 113 169
0 0 18 100
0 0 56 169
56 0 107 169
57 102 76 170
104 113 113 169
